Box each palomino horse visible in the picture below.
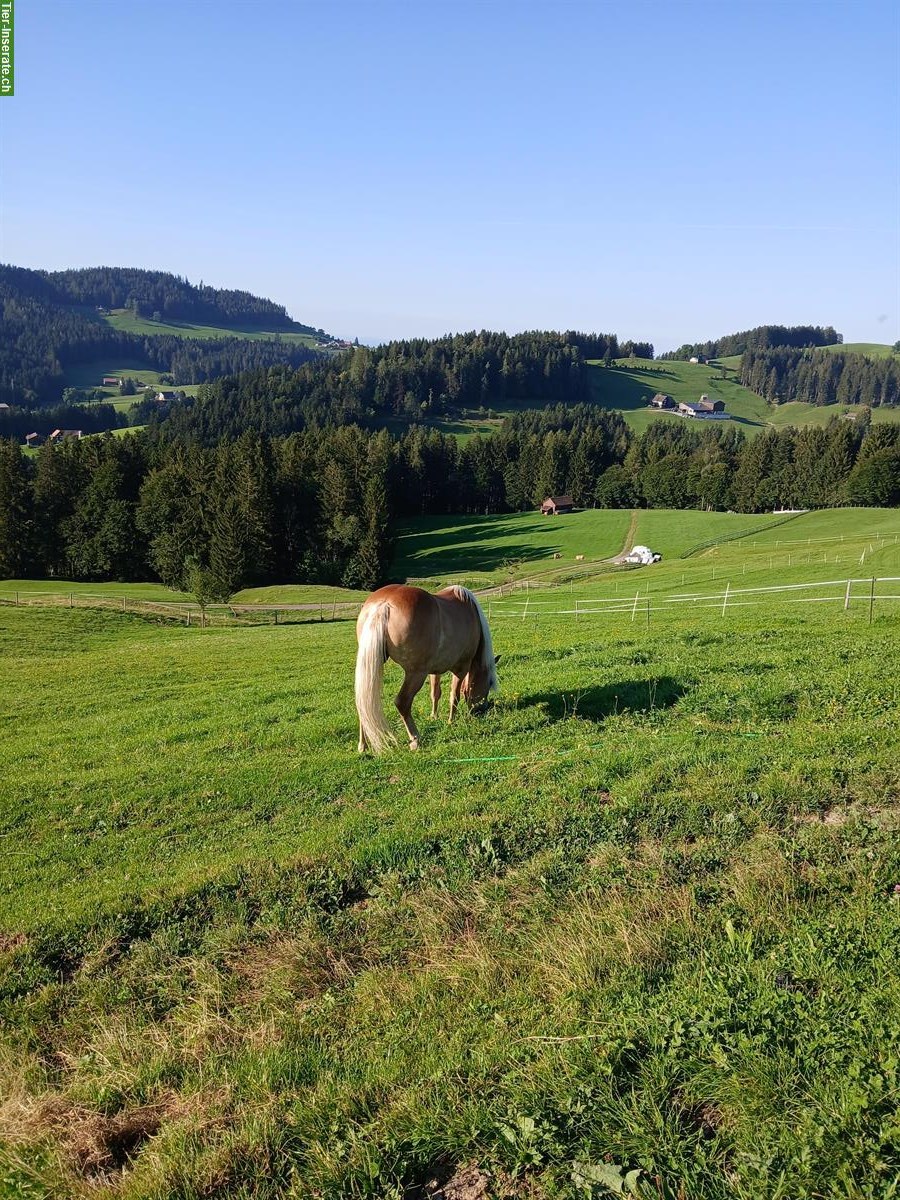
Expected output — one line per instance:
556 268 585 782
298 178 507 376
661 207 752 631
354 584 499 752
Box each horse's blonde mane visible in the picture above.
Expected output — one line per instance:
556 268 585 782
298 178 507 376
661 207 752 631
452 586 498 692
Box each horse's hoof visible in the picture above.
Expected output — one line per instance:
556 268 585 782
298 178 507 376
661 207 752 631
409 738 419 752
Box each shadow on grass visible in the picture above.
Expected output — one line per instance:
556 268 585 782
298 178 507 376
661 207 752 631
520 676 687 723
392 513 564 578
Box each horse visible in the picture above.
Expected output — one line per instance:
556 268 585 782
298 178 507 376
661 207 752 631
354 584 499 753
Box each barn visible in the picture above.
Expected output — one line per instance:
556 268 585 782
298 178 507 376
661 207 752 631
541 495 574 515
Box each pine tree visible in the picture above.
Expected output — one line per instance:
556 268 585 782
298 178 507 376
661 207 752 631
0 440 32 578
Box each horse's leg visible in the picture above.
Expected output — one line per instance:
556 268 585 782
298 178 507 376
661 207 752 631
358 720 368 754
448 674 463 724
430 673 442 718
396 669 427 750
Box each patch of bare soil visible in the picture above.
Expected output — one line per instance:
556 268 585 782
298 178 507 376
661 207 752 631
2 1093 184 1183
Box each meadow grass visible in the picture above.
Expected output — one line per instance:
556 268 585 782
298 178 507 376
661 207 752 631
0 582 368 609
2 510 900 1198
2 587 899 1198
821 343 897 359
102 310 324 347
581 359 900 438
392 510 633 589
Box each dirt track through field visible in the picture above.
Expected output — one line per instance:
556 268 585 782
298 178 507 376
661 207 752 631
607 509 639 564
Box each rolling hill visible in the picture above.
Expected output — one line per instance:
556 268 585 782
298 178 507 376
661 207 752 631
0 264 337 409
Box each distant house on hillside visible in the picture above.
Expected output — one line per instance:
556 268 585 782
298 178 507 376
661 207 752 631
688 355 707 365
650 393 675 409
49 429 82 443
0 403 10 413
102 376 122 386
541 495 574 515
155 390 178 402
25 432 44 448
679 396 726 418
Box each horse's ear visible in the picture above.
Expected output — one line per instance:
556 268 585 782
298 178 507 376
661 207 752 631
494 654 501 664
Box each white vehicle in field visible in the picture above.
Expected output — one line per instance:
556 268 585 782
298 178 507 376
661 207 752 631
624 544 662 565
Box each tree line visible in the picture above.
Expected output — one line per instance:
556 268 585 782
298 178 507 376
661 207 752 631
740 346 900 408
660 325 842 361
2 409 897 591
155 330 653 442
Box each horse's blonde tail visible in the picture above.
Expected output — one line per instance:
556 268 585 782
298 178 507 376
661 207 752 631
355 602 396 753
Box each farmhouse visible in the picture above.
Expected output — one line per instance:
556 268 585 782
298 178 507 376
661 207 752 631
650 393 675 409
678 396 726 418
25 432 44 448
541 495 574 515
49 428 82 442
0 402 10 413
155 390 178 402
102 376 122 386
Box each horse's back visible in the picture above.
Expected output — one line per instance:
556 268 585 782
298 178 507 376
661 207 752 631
358 584 478 674
358 584 438 643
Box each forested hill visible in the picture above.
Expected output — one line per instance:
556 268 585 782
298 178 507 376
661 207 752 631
6 265 320 332
660 324 842 361
159 330 653 443
0 264 327 407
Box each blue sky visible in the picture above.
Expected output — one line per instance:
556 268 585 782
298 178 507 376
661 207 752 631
1 0 898 349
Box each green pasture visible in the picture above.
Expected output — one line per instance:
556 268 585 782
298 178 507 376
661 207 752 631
2 521 900 1197
585 358 770 433
390 509 802 589
582 358 900 437
102 308 325 347
391 509 634 588
61 363 203 406
0 580 367 608
822 342 897 359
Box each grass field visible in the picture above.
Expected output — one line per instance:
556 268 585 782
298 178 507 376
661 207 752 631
2 508 900 1198
391 509 800 589
102 309 326 348
61 363 203 406
392 510 633 588
822 342 898 359
585 359 900 438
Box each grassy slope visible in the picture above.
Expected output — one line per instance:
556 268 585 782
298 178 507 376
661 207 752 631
59 309 332 399
391 509 634 588
822 342 897 358
585 357 900 438
2 516 900 1197
103 308 325 347
0 580 369 607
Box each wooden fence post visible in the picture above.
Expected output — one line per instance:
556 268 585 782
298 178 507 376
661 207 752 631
631 591 640 623
869 577 875 625
844 580 852 611
722 582 730 615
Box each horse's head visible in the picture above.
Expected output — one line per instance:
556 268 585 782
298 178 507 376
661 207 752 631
463 654 501 713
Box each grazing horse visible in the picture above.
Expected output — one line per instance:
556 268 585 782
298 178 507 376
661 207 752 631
354 584 499 753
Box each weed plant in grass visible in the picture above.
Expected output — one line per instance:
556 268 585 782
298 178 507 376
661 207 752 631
1 586 899 1198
